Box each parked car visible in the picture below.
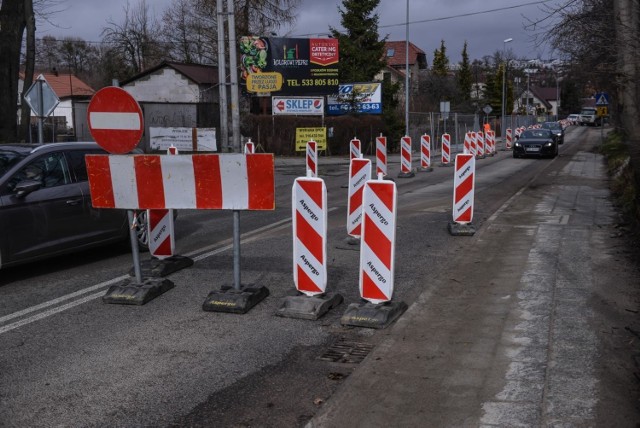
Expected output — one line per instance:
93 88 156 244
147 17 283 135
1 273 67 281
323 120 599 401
540 121 565 144
513 128 558 158
0 142 149 269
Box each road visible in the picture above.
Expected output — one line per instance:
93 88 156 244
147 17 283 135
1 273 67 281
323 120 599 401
1 126 639 427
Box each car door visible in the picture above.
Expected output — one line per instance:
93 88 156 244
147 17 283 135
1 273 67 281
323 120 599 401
64 148 128 243
0 151 88 264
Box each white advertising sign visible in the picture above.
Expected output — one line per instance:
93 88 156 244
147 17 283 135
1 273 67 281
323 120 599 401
327 82 382 115
149 127 217 152
272 97 325 115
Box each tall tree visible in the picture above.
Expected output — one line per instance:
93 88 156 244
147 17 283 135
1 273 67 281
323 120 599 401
330 0 386 83
432 40 449 77
457 41 472 102
0 0 28 143
101 0 166 75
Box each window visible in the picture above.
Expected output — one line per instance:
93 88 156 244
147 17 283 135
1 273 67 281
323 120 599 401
66 149 104 182
386 48 395 57
7 152 71 192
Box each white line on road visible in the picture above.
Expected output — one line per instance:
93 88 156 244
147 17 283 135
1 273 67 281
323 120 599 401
0 211 334 335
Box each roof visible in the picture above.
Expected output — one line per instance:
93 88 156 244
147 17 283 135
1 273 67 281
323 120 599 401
120 61 219 86
384 41 427 69
20 71 94 98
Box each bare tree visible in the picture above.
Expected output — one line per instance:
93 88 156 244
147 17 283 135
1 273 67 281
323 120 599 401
161 0 217 64
101 0 166 74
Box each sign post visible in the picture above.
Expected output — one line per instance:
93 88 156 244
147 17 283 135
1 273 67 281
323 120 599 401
23 74 60 145
87 87 177 305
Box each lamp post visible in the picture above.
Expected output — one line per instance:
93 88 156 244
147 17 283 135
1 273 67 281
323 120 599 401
501 38 512 144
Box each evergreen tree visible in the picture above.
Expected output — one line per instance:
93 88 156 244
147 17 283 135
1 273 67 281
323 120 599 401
457 41 472 101
330 0 386 83
432 40 449 77
331 0 403 143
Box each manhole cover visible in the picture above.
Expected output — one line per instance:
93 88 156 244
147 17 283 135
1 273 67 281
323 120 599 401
319 337 374 363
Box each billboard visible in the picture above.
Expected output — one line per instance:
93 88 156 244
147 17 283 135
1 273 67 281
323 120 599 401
240 36 339 95
327 82 382 115
272 97 324 115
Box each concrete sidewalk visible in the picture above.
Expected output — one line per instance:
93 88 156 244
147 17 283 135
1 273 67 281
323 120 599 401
306 135 640 426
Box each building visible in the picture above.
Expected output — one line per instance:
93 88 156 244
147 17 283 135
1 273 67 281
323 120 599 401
514 86 560 116
74 61 220 149
18 70 95 138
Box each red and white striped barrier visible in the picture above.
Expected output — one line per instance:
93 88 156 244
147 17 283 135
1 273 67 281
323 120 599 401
420 134 431 169
359 178 397 303
487 130 495 155
292 177 327 296
147 145 180 259
244 139 255 154
400 136 412 174
452 153 476 224
375 134 387 177
441 133 451 164
347 158 372 238
505 128 513 150
350 138 361 160
476 131 485 158
306 140 318 178
463 132 472 154
470 132 477 157
86 153 275 210
147 208 174 259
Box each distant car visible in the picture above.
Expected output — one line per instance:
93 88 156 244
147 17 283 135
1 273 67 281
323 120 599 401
567 114 580 125
0 142 149 269
513 128 558 158
540 121 565 144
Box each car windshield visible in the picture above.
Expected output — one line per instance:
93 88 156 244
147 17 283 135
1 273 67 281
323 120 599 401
521 129 552 139
542 122 561 130
0 150 28 177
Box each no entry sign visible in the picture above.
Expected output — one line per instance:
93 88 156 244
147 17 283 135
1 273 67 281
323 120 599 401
87 86 144 154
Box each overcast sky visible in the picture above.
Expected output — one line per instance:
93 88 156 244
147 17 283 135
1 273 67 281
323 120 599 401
39 0 563 63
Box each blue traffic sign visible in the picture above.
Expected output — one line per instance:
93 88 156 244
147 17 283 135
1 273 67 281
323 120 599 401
595 92 610 106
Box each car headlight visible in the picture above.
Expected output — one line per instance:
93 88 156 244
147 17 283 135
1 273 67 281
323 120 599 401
545 142 553 147
514 142 521 147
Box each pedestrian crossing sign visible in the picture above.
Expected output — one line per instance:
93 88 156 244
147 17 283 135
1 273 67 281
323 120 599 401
595 92 609 106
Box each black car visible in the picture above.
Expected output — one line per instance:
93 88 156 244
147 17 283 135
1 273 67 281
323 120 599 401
0 142 148 269
513 129 559 158
540 121 564 144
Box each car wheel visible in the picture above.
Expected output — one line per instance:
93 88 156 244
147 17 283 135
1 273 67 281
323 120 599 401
134 210 150 252
513 151 519 158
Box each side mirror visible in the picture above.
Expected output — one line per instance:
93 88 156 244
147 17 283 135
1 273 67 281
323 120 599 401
14 179 42 198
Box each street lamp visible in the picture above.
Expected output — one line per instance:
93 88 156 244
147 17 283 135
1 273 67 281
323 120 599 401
501 38 512 144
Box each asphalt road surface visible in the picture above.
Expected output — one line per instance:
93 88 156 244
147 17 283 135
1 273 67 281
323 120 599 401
1 126 639 427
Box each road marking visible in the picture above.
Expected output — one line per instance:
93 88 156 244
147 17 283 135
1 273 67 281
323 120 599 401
0 210 335 335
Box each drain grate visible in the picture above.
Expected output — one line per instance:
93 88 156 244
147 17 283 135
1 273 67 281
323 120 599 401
319 338 374 364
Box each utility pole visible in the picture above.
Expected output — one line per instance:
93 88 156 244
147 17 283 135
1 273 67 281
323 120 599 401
216 0 229 152
227 0 241 153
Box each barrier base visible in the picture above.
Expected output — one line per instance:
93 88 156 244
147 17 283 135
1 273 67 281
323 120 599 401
448 221 477 236
130 255 194 277
276 292 344 320
419 166 433 172
439 162 452 167
202 285 269 314
396 171 415 178
102 277 175 305
346 236 360 245
340 300 408 329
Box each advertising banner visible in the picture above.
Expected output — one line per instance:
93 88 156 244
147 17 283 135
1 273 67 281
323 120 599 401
240 36 339 95
327 82 382 115
296 127 327 151
149 127 217 152
272 97 324 115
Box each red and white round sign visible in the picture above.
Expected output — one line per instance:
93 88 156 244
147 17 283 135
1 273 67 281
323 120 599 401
87 86 144 154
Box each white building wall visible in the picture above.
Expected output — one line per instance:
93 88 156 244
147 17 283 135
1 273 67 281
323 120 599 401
123 68 201 103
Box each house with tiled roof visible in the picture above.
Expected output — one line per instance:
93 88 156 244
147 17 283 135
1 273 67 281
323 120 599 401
18 69 95 135
515 86 560 116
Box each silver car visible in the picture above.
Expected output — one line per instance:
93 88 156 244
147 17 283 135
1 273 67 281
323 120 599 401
0 142 148 269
